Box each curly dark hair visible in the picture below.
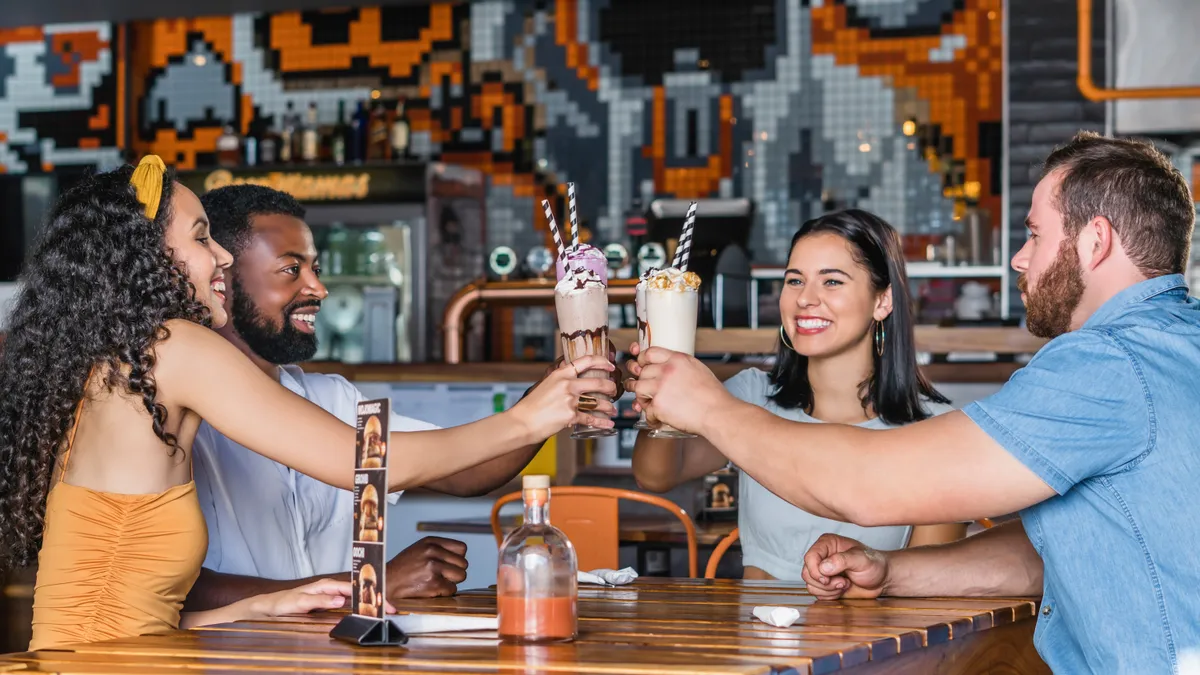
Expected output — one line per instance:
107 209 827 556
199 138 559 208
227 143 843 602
0 164 211 569
200 184 306 259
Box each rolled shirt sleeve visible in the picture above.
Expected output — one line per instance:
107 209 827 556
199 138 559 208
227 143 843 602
963 329 1152 495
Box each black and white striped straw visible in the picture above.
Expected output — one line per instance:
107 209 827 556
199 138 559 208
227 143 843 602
541 199 566 262
567 182 580 249
673 201 698 271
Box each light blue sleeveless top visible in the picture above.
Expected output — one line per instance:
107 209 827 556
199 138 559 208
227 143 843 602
723 368 953 580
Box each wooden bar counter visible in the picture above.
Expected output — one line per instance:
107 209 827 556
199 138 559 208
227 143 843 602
0 579 1047 674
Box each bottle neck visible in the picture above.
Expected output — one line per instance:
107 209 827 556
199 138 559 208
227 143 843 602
523 488 550 526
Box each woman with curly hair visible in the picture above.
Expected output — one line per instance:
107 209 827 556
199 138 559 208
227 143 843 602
0 156 615 649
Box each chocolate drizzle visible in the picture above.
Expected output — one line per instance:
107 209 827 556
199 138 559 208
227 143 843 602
560 326 608 362
637 318 651 345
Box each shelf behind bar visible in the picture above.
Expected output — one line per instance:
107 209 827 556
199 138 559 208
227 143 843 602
302 359 1027 385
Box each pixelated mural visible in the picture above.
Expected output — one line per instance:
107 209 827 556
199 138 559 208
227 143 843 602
0 23 122 173
0 2 1002 265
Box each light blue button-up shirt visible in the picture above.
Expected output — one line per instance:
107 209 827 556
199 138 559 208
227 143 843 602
193 365 437 580
964 274 1200 674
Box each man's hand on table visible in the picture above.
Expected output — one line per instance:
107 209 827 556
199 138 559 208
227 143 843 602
802 533 890 600
386 536 470 600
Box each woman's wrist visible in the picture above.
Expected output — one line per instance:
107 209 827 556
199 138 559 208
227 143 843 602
242 593 273 621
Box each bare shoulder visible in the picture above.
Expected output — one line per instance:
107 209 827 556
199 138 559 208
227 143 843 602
157 318 225 350
152 319 256 396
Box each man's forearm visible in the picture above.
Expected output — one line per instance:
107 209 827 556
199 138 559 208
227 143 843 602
701 401 863 521
884 520 1043 597
184 567 346 612
699 404 1046 528
422 441 541 497
388 411 533 491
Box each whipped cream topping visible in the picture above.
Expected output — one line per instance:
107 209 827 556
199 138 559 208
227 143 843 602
645 267 701 292
556 266 606 295
636 266 659 289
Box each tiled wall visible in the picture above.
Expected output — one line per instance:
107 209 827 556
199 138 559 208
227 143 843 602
0 23 122 173
1 1 1003 266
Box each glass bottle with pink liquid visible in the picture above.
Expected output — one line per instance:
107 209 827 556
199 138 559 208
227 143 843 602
496 475 578 643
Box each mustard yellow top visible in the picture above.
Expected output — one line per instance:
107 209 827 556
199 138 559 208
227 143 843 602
29 397 208 651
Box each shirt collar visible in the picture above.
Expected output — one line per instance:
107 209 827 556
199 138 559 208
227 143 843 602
277 365 306 395
1083 274 1189 328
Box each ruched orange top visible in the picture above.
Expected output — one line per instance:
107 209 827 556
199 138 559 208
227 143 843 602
29 398 208 651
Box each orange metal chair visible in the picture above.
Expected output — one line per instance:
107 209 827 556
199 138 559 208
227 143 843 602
491 486 699 578
704 527 740 579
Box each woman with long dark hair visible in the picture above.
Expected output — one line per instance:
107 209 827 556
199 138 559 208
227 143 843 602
632 209 963 580
0 157 613 649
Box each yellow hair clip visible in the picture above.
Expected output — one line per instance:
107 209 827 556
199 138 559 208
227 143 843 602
130 155 167 220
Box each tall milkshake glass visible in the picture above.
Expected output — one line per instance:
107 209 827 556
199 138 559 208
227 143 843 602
644 267 700 439
554 244 616 439
632 270 655 430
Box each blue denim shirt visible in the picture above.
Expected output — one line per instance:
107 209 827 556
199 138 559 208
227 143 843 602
964 274 1200 674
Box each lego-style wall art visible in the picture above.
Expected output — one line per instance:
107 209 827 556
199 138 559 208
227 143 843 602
0 23 122 173
0 2 1001 262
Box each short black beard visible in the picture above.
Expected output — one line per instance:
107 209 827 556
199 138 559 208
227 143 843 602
230 276 319 365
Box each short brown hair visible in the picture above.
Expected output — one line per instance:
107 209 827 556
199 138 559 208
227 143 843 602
1042 131 1195 277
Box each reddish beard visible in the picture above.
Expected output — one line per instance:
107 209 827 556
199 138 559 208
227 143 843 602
1018 237 1085 339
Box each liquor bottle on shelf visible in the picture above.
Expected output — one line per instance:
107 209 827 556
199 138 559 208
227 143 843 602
279 101 297 164
301 102 319 164
351 100 370 163
496 475 578 643
243 123 259 167
259 118 278 166
331 100 349 166
390 97 410 160
216 125 241 168
366 100 391 162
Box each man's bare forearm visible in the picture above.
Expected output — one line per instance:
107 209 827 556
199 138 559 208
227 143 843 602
421 442 542 497
884 520 1043 597
184 567 346 612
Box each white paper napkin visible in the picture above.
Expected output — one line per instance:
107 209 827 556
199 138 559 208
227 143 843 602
577 567 639 586
752 605 800 628
386 612 498 634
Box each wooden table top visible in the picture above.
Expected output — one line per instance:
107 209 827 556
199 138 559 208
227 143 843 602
418 514 739 547
0 579 1047 674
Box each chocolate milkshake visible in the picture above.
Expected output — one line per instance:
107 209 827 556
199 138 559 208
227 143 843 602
555 244 616 439
644 267 701 439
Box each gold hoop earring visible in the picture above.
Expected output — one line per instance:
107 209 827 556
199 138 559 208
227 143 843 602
780 324 796 352
874 321 886 357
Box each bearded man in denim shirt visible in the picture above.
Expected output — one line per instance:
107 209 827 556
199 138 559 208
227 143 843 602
630 131 1200 674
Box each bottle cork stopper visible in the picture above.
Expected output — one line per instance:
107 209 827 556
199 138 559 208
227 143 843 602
522 475 550 489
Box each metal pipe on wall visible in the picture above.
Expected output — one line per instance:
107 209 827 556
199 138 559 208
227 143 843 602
1077 0 1200 101
440 280 637 364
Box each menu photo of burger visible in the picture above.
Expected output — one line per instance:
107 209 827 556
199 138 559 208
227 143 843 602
356 483 383 542
351 544 386 618
360 414 386 468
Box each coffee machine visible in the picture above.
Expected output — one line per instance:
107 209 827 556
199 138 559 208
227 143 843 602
644 198 754 328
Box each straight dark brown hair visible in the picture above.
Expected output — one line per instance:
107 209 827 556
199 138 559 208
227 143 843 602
1042 131 1195 277
768 209 948 424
